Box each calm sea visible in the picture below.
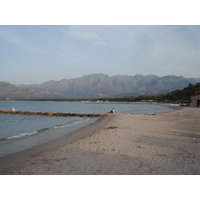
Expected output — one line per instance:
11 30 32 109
0 101 174 157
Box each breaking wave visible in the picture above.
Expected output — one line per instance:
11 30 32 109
2 117 90 141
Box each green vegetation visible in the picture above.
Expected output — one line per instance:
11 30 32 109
92 83 200 103
2 83 200 103
87 82 194 102
155 82 200 102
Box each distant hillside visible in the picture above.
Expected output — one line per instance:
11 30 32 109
1 74 200 99
0 82 66 99
103 83 200 102
19 73 200 98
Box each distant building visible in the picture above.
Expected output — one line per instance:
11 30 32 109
191 91 200 107
179 100 191 106
147 100 157 104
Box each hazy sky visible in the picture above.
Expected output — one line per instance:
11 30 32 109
1 25 200 84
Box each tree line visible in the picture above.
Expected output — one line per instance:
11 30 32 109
97 83 200 103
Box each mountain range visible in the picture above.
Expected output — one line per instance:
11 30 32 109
1 73 200 99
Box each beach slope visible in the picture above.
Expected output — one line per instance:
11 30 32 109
1 107 200 175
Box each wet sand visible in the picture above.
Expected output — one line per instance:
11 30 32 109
1 107 200 175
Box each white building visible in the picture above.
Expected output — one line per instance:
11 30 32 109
191 91 200 107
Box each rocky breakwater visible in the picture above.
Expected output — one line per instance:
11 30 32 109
0 110 107 117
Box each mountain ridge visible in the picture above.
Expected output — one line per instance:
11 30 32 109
0 81 66 99
1 73 200 99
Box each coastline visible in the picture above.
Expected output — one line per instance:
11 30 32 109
0 116 99 158
155 102 183 110
0 116 111 168
1 107 200 175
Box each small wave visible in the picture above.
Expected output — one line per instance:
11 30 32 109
48 117 90 130
6 131 38 140
4 117 90 141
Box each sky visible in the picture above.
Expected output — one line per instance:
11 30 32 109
0 25 200 85
0 0 200 85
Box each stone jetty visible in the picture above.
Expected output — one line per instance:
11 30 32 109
0 110 107 117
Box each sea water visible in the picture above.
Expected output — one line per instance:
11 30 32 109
0 101 173 157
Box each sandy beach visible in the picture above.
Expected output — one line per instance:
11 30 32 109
0 107 200 175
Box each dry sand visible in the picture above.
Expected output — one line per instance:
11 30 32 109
1 107 200 175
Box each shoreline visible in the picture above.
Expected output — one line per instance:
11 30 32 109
155 102 183 111
0 102 173 159
0 103 174 157
0 115 112 168
1 107 200 175
0 116 99 158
